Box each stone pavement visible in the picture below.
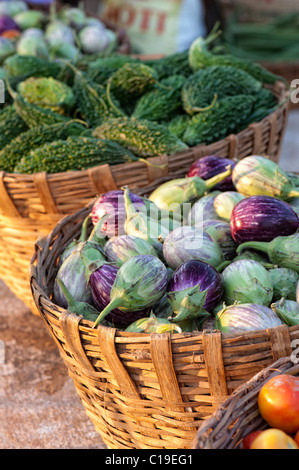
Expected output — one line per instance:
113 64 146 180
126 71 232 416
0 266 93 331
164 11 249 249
0 109 298 449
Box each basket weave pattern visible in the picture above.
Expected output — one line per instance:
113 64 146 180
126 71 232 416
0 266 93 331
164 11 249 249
0 81 289 312
192 357 299 449
29 204 299 449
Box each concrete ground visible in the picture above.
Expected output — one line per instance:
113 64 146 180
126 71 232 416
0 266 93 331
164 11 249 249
0 109 298 450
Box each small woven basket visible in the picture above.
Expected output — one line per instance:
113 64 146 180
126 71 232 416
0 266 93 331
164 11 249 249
192 356 299 449
29 201 299 450
0 80 289 313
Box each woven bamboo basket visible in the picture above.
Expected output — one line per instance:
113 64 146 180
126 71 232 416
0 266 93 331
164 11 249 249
0 80 290 313
29 201 299 450
192 356 299 449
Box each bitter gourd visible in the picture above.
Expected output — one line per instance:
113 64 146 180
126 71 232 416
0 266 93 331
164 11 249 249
93 116 188 157
13 93 70 128
3 54 62 79
182 65 262 115
14 136 139 174
87 54 140 84
167 114 191 140
17 76 76 115
145 50 192 80
72 68 123 127
109 63 161 114
0 120 87 172
188 30 283 84
183 94 256 146
132 75 185 122
0 105 28 151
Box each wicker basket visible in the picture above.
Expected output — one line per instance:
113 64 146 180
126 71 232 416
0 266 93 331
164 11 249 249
0 80 290 313
29 201 299 450
192 356 299 449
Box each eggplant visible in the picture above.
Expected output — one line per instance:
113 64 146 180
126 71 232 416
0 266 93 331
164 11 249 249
232 155 299 200
237 233 299 273
163 226 224 270
125 314 182 334
56 278 100 321
196 219 237 260
91 189 145 238
213 191 246 221
222 259 273 306
230 195 299 244
271 299 299 326
85 259 150 327
268 268 299 302
104 234 158 266
215 303 283 333
167 260 224 322
53 241 105 309
0 15 20 34
187 155 236 191
187 191 221 224
92 254 168 328
58 215 90 267
148 166 232 211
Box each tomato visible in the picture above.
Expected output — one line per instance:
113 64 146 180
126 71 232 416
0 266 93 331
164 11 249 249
242 431 263 449
295 430 299 447
250 429 298 449
257 374 299 434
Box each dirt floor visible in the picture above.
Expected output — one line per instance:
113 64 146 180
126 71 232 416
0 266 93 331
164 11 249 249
0 110 298 449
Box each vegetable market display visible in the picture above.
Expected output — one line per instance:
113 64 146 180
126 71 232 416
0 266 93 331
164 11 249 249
52 154 299 334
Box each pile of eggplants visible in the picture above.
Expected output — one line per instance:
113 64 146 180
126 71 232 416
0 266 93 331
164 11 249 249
53 154 299 334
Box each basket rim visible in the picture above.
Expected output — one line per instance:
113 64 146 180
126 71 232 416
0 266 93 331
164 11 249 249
5 79 290 182
29 193 299 342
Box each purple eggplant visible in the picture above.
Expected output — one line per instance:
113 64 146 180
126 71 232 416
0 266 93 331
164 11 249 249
167 260 224 321
86 261 150 327
0 15 20 34
91 254 168 328
187 155 236 191
163 226 224 270
230 195 299 244
91 190 145 239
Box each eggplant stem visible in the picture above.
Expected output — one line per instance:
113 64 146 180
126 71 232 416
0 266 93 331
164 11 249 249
236 241 270 255
204 165 232 190
92 298 121 328
288 188 299 198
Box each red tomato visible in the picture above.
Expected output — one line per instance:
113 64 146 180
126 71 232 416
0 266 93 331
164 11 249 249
250 429 298 449
295 430 299 447
242 431 263 449
257 374 299 434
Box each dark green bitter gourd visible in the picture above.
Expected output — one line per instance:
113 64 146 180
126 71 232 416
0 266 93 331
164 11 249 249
3 54 62 79
14 136 139 174
72 68 123 127
0 121 87 172
108 63 162 114
132 75 186 122
183 94 256 146
93 116 188 157
167 114 191 140
0 105 28 151
182 65 262 115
